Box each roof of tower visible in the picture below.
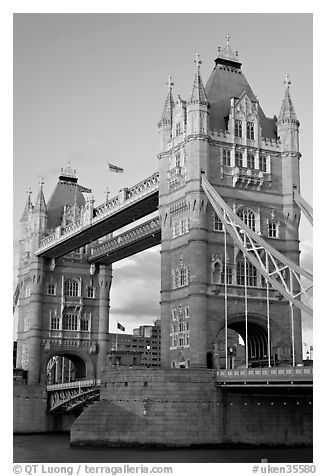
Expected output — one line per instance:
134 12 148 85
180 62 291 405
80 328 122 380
188 54 208 105
20 188 33 222
46 164 86 230
205 36 277 139
158 76 175 127
33 179 47 214
278 75 298 123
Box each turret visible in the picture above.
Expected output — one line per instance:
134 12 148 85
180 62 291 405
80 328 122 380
19 187 34 267
158 76 175 152
31 179 47 251
277 75 300 153
20 187 33 240
186 53 209 137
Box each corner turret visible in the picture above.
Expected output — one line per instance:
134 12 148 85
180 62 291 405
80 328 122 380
158 76 175 152
186 54 209 137
277 75 300 153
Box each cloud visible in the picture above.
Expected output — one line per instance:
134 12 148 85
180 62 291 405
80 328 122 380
109 247 160 332
50 37 65 47
300 240 313 271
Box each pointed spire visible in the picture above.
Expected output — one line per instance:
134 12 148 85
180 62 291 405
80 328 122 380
278 74 298 123
158 76 175 127
189 53 208 105
33 178 47 214
20 187 33 222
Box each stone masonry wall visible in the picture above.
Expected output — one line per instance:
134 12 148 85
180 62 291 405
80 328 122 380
13 382 77 433
13 383 49 433
71 368 223 446
71 368 312 447
221 388 313 446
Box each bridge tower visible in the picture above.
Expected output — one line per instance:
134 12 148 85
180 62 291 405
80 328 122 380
16 164 112 384
158 37 303 369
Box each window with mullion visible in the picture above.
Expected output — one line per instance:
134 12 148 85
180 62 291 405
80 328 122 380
222 149 231 166
236 261 257 286
235 151 243 167
246 122 254 140
247 153 255 169
259 154 267 172
235 120 242 138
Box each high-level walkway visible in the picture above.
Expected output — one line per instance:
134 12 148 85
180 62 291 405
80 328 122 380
36 172 159 259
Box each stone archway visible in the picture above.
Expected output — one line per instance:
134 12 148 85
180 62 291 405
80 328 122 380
216 314 283 368
44 349 95 385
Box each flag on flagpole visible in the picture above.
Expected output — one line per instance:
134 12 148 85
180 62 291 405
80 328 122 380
117 322 125 332
108 163 124 173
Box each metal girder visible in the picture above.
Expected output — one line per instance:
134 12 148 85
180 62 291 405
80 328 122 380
48 384 100 412
293 189 313 225
201 174 313 316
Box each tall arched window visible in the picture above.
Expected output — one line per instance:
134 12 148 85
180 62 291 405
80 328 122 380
64 279 79 297
62 308 78 330
237 208 256 231
236 261 257 286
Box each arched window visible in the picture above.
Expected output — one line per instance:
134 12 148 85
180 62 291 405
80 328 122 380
62 308 78 330
235 119 242 137
237 208 256 231
246 122 254 140
64 279 79 297
235 151 243 167
236 261 257 286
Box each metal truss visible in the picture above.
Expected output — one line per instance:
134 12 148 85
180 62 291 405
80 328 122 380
293 188 313 225
48 381 100 412
201 174 313 316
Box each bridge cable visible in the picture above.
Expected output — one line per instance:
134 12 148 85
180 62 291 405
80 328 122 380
266 253 271 368
223 212 228 369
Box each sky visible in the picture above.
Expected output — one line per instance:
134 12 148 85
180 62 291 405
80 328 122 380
13 13 313 345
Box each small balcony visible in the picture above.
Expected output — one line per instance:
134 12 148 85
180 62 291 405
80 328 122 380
232 167 270 190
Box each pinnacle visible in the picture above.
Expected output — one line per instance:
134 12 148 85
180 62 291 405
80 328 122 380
278 75 298 123
189 53 208 105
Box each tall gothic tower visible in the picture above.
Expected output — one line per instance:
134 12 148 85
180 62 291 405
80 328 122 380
16 164 112 384
158 38 302 369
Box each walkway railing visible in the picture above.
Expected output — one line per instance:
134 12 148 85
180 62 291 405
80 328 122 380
216 366 313 383
89 215 160 260
36 171 159 255
46 378 100 392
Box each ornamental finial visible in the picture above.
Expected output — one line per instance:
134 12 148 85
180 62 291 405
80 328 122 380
27 186 32 196
167 75 174 90
194 53 202 71
39 177 44 188
284 74 291 89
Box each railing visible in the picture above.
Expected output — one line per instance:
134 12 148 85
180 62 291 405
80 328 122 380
216 366 313 382
47 378 100 392
210 283 283 300
37 171 159 253
47 379 101 412
90 216 160 259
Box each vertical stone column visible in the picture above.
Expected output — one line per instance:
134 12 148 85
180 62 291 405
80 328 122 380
27 257 45 384
97 264 112 378
188 219 208 368
160 246 172 368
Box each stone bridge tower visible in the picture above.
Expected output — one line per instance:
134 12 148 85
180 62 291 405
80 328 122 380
16 164 112 384
158 38 302 369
